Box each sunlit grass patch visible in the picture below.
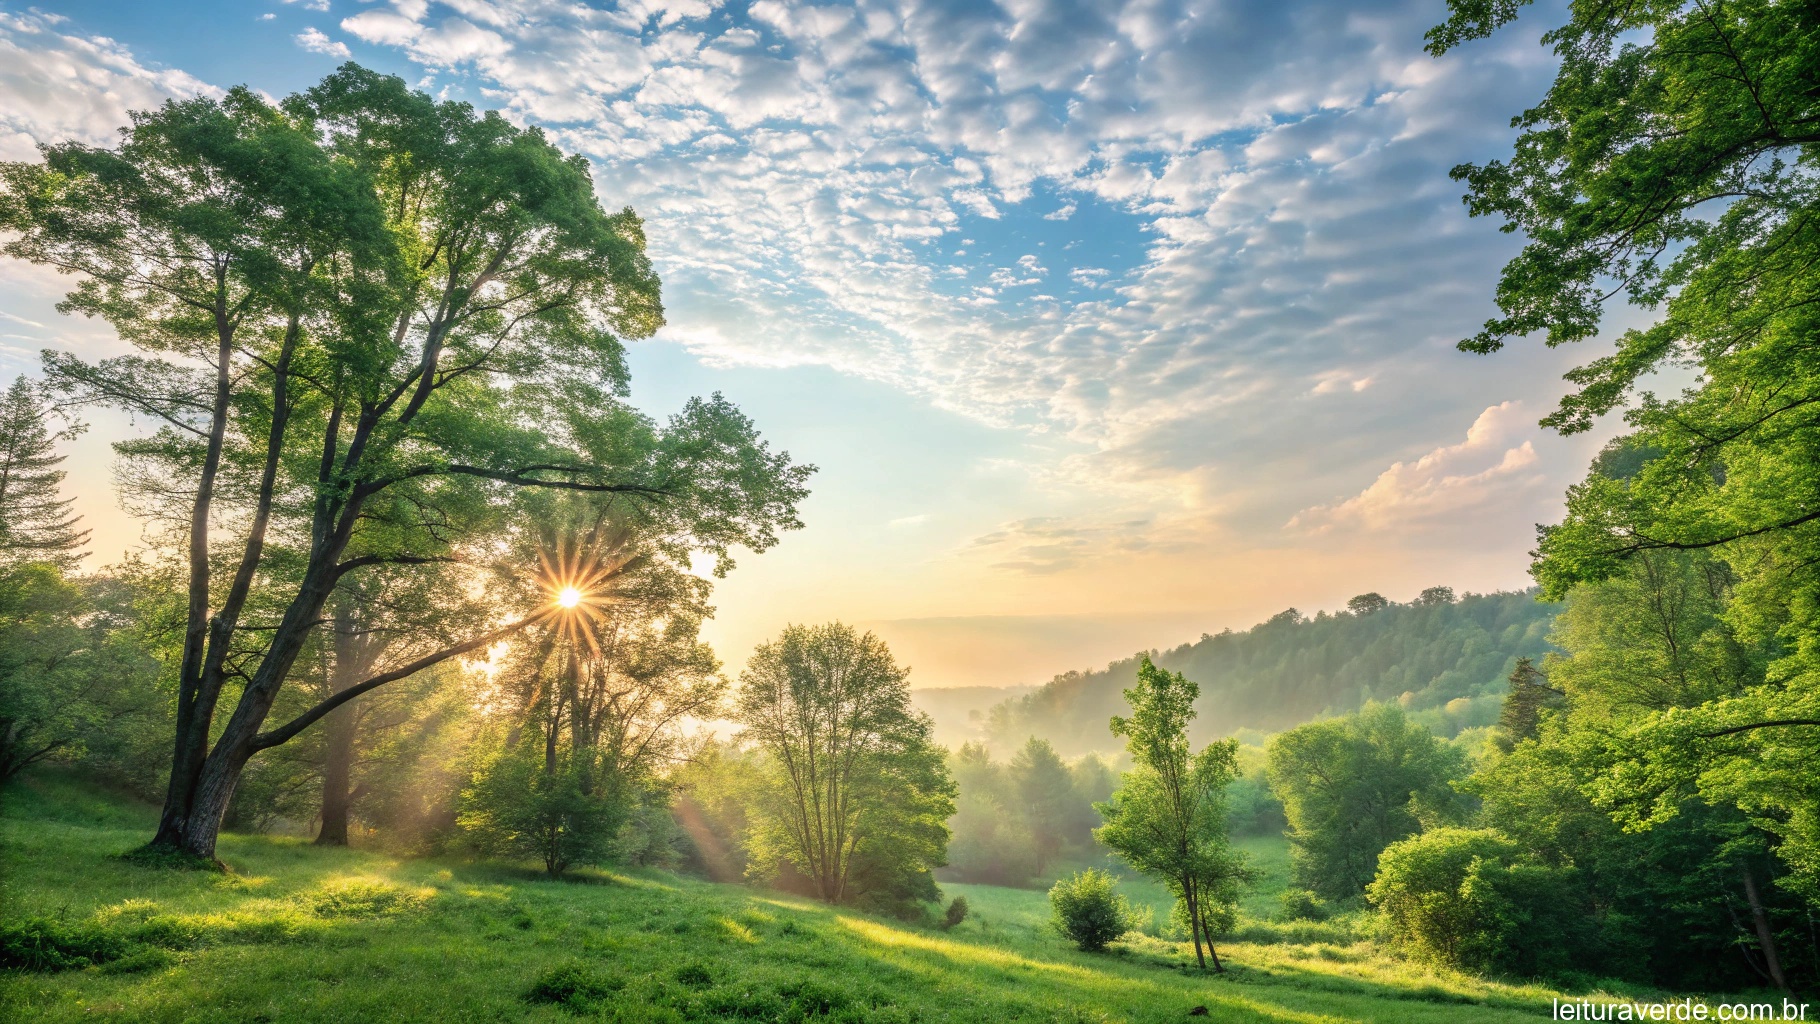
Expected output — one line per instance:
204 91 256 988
719 917 759 943
306 878 433 918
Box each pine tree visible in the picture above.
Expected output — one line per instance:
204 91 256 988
1495 657 1563 752
0 376 87 568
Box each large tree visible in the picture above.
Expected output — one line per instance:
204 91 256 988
734 622 955 907
0 375 88 568
0 66 810 860
1431 0 1820 896
1266 701 1466 901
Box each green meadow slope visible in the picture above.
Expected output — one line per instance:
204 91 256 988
1 778 1668 1024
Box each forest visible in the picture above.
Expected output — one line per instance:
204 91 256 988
2 0 1818 1020
980 587 1559 755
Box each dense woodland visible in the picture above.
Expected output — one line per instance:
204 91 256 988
4 0 1820 1014
985 589 1557 756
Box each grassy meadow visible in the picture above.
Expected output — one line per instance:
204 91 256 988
2 776 1688 1024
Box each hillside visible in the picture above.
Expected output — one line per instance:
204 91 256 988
0 777 1644 1023
987 590 1556 756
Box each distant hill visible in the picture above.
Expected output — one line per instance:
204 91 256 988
911 686 1036 748
984 590 1558 757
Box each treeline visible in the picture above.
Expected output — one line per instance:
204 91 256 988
987 588 1557 756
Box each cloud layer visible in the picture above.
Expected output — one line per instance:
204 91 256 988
0 2 1606 646
323 0 1570 546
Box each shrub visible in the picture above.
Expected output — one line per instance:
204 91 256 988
1368 827 1588 977
1049 869 1133 952
459 742 624 877
941 895 969 930
1274 888 1329 922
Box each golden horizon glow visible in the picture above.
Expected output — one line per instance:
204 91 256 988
557 586 583 609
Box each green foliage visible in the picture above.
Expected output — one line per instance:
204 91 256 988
735 623 955 909
942 895 969 930
1432 0 1820 921
1368 828 1588 978
1096 656 1250 969
1274 889 1329 923
989 591 1557 755
668 740 758 881
1008 738 1076 875
458 739 624 876
1225 749 1287 837
1267 703 1468 901
942 741 1117 888
0 64 810 858
0 562 163 786
1048 869 1133 952
1460 551 1819 991
1494 657 1561 752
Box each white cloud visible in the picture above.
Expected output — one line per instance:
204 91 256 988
1286 402 1548 533
283 0 333 12
294 27 350 59
0 11 218 161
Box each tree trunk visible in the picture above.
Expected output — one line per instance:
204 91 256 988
168 559 346 860
151 323 236 851
1184 875 1207 970
315 706 356 846
1196 898 1224 972
1741 863 1791 996
315 599 370 846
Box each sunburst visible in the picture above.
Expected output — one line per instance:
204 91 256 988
535 524 638 658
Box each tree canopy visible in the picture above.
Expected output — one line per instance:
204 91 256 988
1434 0 1820 907
988 590 1556 755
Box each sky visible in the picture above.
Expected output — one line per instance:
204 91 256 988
0 0 1634 689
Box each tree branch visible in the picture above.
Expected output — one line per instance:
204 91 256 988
1698 719 1820 739
250 610 551 751
368 463 672 497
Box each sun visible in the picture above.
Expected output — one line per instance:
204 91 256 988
557 586 583 609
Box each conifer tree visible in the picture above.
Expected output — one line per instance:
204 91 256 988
0 376 87 568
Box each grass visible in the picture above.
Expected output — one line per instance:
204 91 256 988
2 774 1690 1023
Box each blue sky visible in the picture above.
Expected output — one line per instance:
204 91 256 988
0 0 1631 687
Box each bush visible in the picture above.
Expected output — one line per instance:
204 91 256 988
1368 827 1588 977
1049 869 1133 952
1274 888 1329 922
459 742 624 876
941 895 969 930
